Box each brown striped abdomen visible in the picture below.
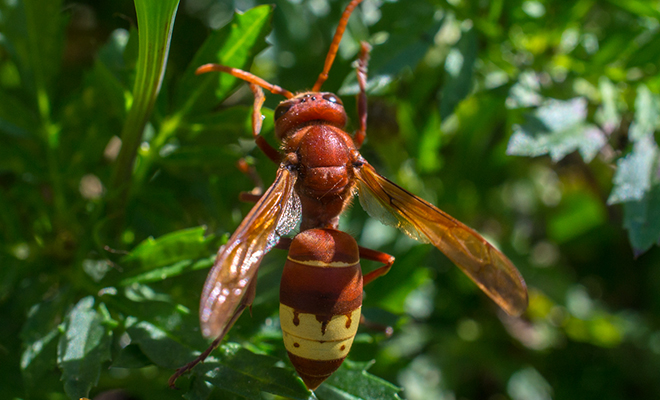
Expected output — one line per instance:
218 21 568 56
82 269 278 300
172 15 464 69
280 228 363 390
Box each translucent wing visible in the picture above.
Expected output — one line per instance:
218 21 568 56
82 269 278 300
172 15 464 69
200 166 300 338
354 161 528 316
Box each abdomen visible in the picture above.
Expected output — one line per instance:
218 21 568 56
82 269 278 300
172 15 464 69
279 228 362 390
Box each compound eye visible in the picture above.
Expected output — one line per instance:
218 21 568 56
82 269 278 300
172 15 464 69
274 103 293 120
322 93 342 105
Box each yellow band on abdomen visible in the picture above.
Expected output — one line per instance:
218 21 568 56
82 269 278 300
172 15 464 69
280 304 361 360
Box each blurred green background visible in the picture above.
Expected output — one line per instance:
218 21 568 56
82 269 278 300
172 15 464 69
2 0 660 399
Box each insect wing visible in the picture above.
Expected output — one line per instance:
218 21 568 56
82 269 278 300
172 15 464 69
200 166 300 338
354 162 528 316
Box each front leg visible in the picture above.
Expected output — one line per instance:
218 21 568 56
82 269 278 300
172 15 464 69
353 41 372 149
248 83 281 163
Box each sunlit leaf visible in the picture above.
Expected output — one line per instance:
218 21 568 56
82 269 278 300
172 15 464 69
507 367 552 400
623 183 660 255
317 360 402 400
507 98 607 162
125 319 197 369
174 5 273 116
109 0 180 208
57 297 112 399
440 28 477 120
607 135 658 204
122 226 215 272
340 0 443 95
594 76 620 134
20 294 66 393
186 344 311 400
506 71 543 109
628 85 658 142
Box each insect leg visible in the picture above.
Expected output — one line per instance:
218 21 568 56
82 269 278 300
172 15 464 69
168 278 258 389
248 83 282 163
195 64 294 163
359 246 395 286
353 41 372 149
313 0 365 91
236 158 264 202
359 314 394 337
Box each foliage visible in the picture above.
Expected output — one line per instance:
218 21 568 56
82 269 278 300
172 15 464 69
2 0 660 399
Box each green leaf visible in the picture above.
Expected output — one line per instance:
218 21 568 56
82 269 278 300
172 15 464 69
177 106 254 143
111 344 152 369
57 297 112 399
548 190 607 243
507 98 607 162
159 146 241 169
174 5 273 117
125 319 197 369
628 85 658 142
627 29 660 69
121 256 214 286
86 29 133 120
623 183 660 255
20 294 66 393
440 28 477 120
109 0 180 213
507 71 543 109
607 135 658 204
340 0 443 95
188 344 311 400
604 0 660 19
1 0 66 117
122 226 214 273
0 90 40 138
594 76 620 134
317 360 402 400
417 110 443 173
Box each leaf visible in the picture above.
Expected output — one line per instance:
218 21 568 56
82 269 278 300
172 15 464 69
594 76 620 135
417 111 443 172
623 183 660 255
340 0 443 95
440 28 477 120
125 319 198 369
173 5 273 116
628 85 658 142
109 0 180 209
607 135 658 204
0 90 40 138
0 0 66 105
20 294 67 393
316 360 402 400
86 29 133 120
187 344 311 400
507 71 543 109
57 297 112 399
122 226 215 273
627 28 660 69
176 106 254 144
111 344 152 369
548 190 607 243
507 98 607 162
127 257 215 286
604 0 660 19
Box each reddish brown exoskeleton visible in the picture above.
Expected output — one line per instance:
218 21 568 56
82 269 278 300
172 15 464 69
169 0 527 391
